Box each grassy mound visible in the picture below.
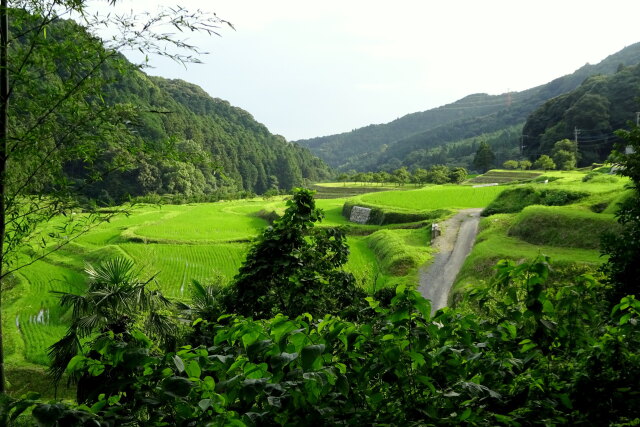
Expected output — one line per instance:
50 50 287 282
366 228 431 277
602 189 635 214
451 212 605 300
482 186 589 216
508 206 621 249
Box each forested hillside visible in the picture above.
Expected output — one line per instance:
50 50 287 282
297 42 640 172
12 15 331 203
523 63 640 165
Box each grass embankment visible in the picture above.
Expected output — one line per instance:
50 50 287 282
451 212 609 300
482 186 590 216
366 228 432 289
508 206 621 249
451 169 629 301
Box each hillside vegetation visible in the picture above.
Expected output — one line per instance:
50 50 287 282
10 16 330 203
524 62 640 165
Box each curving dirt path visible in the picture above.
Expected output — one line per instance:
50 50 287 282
418 208 482 314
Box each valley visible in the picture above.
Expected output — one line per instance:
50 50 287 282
1 3 639 423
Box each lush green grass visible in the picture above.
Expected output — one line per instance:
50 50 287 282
366 227 432 286
357 185 505 210
5 259 88 368
508 206 621 249
452 212 606 299
131 202 268 243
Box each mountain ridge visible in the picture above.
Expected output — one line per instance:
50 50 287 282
296 42 640 171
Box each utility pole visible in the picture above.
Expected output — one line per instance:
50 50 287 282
636 111 639 126
574 127 580 145
520 134 527 156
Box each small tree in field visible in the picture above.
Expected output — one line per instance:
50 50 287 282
449 167 468 184
412 168 429 186
393 167 411 186
519 160 532 170
552 139 579 170
227 188 363 319
473 141 495 173
533 154 556 170
48 258 175 401
503 160 519 169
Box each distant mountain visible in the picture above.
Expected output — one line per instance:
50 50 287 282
523 63 640 165
296 42 640 172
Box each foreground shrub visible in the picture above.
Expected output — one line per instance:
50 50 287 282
226 188 364 320
18 256 639 426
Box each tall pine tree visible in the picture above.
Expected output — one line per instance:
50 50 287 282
473 141 495 173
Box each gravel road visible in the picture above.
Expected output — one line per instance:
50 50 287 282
418 208 482 314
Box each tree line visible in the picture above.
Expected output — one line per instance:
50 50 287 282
337 165 468 186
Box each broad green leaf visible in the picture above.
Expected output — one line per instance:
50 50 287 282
185 360 202 379
301 344 325 371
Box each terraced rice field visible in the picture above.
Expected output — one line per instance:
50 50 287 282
358 185 505 210
119 243 249 299
8 193 439 367
467 170 542 184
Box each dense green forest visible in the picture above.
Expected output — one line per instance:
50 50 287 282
297 43 640 172
523 62 640 165
11 15 331 203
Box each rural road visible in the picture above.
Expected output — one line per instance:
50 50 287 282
418 208 483 314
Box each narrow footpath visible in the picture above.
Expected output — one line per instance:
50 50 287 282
418 208 482 314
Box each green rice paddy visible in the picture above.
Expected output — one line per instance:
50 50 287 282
357 185 505 210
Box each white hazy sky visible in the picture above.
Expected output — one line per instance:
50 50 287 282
94 0 640 141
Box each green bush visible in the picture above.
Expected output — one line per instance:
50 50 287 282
14 258 640 426
482 186 589 216
367 230 422 275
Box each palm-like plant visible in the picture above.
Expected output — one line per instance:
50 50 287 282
48 257 176 386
